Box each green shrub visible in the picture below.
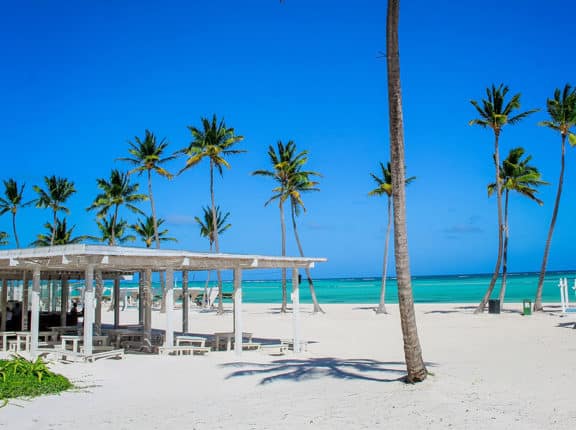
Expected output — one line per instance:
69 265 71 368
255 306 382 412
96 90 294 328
0 356 73 400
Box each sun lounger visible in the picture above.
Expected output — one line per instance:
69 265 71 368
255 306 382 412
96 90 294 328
260 343 287 355
158 345 210 356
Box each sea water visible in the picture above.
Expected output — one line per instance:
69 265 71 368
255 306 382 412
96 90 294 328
78 271 574 304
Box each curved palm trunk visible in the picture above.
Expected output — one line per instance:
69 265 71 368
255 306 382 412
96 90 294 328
534 135 566 311
149 170 167 313
376 199 392 314
204 242 213 308
209 160 224 315
475 131 504 313
498 190 510 305
290 203 324 313
50 209 57 246
387 0 427 383
12 211 20 248
280 200 287 313
111 205 119 246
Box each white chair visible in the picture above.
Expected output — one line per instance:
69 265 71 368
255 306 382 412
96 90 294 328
559 278 576 314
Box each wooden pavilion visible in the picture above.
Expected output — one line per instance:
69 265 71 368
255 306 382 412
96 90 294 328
0 245 326 358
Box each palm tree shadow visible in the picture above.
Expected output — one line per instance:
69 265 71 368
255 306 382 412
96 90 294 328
222 357 436 385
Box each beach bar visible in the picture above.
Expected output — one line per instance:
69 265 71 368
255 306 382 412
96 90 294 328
0 245 326 359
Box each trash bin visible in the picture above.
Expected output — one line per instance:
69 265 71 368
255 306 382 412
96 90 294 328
488 299 501 314
522 299 532 316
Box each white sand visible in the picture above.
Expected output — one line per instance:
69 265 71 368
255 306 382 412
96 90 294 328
2 303 575 429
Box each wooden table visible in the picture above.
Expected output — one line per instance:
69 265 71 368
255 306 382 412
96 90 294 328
175 335 205 348
213 332 252 351
106 329 144 348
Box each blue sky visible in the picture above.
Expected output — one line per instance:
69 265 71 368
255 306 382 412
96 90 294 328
1 0 575 278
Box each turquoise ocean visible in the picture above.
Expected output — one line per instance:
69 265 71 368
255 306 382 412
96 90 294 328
77 271 575 304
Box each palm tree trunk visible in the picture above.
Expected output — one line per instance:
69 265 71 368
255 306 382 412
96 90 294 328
148 170 160 248
376 199 392 314
475 131 504 313
209 160 224 315
387 0 427 383
12 211 19 248
280 200 287 313
498 190 510 305
290 202 324 313
50 209 57 246
111 205 119 246
534 134 566 311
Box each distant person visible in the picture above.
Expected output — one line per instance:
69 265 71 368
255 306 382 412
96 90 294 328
12 302 22 330
70 301 79 326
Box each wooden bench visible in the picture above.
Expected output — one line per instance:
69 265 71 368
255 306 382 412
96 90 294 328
158 345 211 356
242 342 261 351
260 344 288 355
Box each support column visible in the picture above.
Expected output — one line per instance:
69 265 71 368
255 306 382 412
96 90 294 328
143 269 152 352
95 270 103 335
138 272 144 326
182 271 189 334
164 269 174 347
30 268 41 356
1 278 7 331
292 268 301 353
233 268 243 357
83 265 95 357
60 276 69 327
21 271 29 331
113 277 120 328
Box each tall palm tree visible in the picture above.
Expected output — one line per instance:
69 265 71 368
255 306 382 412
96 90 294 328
86 169 147 245
87 216 136 245
0 179 33 248
253 140 306 313
386 0 427 383
488 148 547 306
469 84 537 313
286 155 324 313
31 218 86 246
178 114 244 314
534 84 576 311
33 176 76 246
369 161 415 314
131 216 177 248
118 129 175 249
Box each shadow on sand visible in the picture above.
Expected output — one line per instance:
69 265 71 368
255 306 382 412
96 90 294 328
222 357 436 385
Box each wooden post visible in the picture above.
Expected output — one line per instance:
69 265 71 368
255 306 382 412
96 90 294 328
143 269 152 352
83 264 95 357
164 269 174 347
292 268 301 353
113 277 120 328
60 276 69 327
1 278 7 331
30 268 41 356
233 268 243 357
21 271 29 331
182 271 189 334
138 271 144 326
95 270 103 335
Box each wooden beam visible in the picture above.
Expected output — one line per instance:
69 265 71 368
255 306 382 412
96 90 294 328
182 271 189 334
143 269 152 352
21 271 29 331
292 268 301 353
0 278 7 331
60 276 69 327
164 269 174 347
94 270 103 335
83 264 95 357
234 268 243 357
113 277 120 328
30 268 41 356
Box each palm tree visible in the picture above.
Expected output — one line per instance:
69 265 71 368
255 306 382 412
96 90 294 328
178 114 244 314
534 84 576 311
131 216 177 248
253 140 306 313
194 205 232 250
118 129 175 249
488 148 547 306
469 84 538 313
386 0 427 383
33 176 76 246
369 162 415 314
86 169 147 245
31 218 86 246
286 155 324 313
0 179 33 248
87 216 136 245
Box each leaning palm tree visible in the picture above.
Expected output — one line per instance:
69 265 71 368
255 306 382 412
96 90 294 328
369 161 415 315
31 218 87 246
87 216 136 245
386 0 427 382
253 140 307 313
286 157 324 313
86 170 147 245
488 148 547 306
0 179 33 248
131 216 177 248
118 129 174 249
469 84 538 313
33 176 76 246
194 206 231 307
534 84 576 311
178 114 244 314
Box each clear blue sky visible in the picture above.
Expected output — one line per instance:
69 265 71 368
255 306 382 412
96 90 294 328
1 0 575 278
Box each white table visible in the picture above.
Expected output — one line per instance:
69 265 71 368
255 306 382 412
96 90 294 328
0 331 16 351
175 335 205 348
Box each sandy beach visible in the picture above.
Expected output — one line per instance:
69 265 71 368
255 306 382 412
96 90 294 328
2 303 575 429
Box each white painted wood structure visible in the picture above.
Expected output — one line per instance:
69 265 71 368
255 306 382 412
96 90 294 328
0 245 326 359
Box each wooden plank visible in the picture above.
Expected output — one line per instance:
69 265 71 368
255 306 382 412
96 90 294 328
182 271 189 334
1 278 7 331
30 268 41 355
143 269 152 352
60 276 69 327
165 269 174 348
